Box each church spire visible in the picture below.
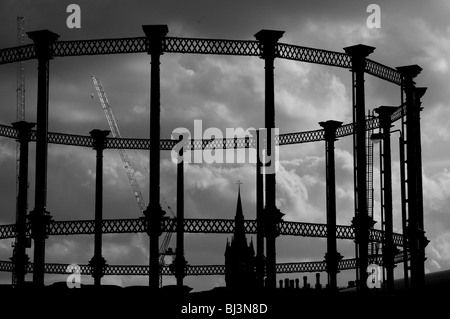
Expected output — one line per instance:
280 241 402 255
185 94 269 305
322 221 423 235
235 180 244 221
233 180 246 247
224 180 256 289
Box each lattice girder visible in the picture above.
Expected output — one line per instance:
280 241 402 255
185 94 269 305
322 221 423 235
0 252 407 276
1 36 402 86
0 104 405 151
0 218 405 247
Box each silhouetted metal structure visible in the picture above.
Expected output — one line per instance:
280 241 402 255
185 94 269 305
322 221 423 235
0 108 405 149
0 25 427 292
10 121 34 288
13 18 26 288
254 29 285 289
376 106 397 293
26 30 59 287
92 74 175 287
366 111 377 259
88 129 110 286
344 44 376 293
172 134 188 287
142 25 168 290
255 130 265 288
397 65 428 291
320 120 343 291
91 75 146 212
0 217 406 244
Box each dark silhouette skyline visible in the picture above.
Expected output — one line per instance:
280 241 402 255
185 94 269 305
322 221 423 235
0 1 448 294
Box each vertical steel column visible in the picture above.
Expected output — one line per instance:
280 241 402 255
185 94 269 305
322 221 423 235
88 129 109 286
375 106 397 293
399 85 410 288
174 134 187 288
414 88 427 234
413 87 429 288
320 120 343 292
399 131 408 288
396 65 427 290
256 129 265 287
143 25 168 289
344 44 375 292
254 29 285 289
27 30 59 287
11 121 35 288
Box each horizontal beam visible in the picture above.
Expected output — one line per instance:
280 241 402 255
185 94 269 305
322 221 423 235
0 217 405 246
0 36 401 85
0 103 406 149
0 253 407 276
277 43 351 68
0 44 36 64
365 59 402 85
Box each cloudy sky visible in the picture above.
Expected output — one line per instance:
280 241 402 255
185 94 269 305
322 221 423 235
0 0 449 291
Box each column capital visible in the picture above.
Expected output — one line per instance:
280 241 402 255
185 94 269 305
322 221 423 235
254 29 285 44
27 30 60 59
142 25 169 55
319 120 342 141
351 215 376 243
12 121 35 141
28 209 52 240
263 206 284 237
324 251 343 272
254 29 285 59
27 29 60 44
414 87 427 99
343 44 375 59
396 65 422 80
375 105 397 127
375 105 397 116
89 255 108 278
143 204 166 236
142 24 169 37
89 129 110 151
171 255 188 279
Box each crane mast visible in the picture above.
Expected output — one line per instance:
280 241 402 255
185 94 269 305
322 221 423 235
91 75 174 287
91 75 146 212
13 16 26 287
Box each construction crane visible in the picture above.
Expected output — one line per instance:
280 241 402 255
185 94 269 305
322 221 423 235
12 16 26 287
16 17 26 125
91 75 146 212
91 75 175 287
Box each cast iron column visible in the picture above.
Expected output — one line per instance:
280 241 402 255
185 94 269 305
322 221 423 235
27 30 60 287
256 129 265 287
174 134 187 288
320 120 343 292
344 44 375 292
11 121 35 288
398 130 408 288
396 65 427 290
375 106 397 293
413 87 429 288
143 25 168 289
88 129 110 286
254 29 285 289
